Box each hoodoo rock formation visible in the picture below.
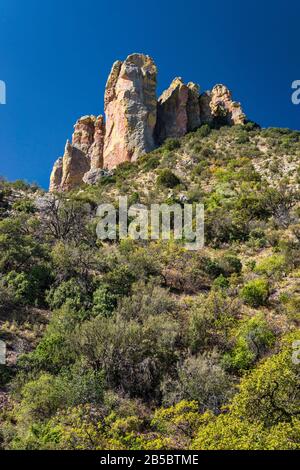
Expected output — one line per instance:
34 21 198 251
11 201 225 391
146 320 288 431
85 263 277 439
103 54 158 169
49 54 246 192
49 115 105 192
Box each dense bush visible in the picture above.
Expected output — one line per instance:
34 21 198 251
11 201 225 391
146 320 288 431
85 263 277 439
241 279 269 307
223 314 275 370
157 169 181 188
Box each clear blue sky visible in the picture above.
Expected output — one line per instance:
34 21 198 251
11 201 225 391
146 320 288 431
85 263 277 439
0 0 299 189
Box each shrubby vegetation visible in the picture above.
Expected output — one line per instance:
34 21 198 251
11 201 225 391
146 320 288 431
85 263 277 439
0 125 300 450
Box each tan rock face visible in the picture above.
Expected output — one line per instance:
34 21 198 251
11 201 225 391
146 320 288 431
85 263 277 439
89 115 105 170
103 54 157 169
49 157 63 192
49 115 105 192
60 141 90 192
72 115 96 153
72 115 105 169
201 85 245 126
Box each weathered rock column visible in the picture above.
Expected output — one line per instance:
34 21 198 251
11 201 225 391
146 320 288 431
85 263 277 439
103 53 158 169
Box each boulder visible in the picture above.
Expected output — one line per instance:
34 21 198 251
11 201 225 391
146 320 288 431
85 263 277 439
83 168 113 185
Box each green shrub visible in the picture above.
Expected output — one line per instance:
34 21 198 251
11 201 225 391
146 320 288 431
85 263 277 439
157 169 181 188
12 199 36 214
46 278 90 312
142 155 161 171
17 364 104 422
218 254 243 277
255 254 286 278
162 352 234 413
235 132 249 144
223 314 275 370
241 279 269 307
92 284 117 318
4 266 52 306
196 124 211 138
213 275 230 290
163 138 181 151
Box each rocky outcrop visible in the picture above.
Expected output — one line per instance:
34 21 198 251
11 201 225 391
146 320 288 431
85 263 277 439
49 54 247 192
50 115 105 192
49 157 63 193
103 54 157 169
72 115 105 169
187 83 201 132
72 115 96 153
89 115 105 170
83 168 113 185
200 85 245 126
155 78 201 144
60 141 90 192
155 78 189 144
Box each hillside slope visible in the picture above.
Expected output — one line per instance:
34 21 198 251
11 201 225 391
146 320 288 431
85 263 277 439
0 123 300 450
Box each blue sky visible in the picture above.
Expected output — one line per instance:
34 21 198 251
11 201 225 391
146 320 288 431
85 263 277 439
0 0 299 188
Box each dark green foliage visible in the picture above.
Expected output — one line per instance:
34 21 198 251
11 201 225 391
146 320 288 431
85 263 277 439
157 169 181 188
196 124 211 138
142 154 161 171
12 199 36 214
92 284 117 318
46 278 90 312
163 138 181 151
5 265 52 306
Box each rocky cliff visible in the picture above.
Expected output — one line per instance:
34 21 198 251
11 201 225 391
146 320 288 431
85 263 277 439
49 115 105 192
49 54 246 192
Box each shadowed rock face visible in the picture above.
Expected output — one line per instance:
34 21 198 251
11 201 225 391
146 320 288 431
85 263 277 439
49 54 247 192
155 78 201 144
103 54 158 169
187 83 201 132
155 78 189 144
